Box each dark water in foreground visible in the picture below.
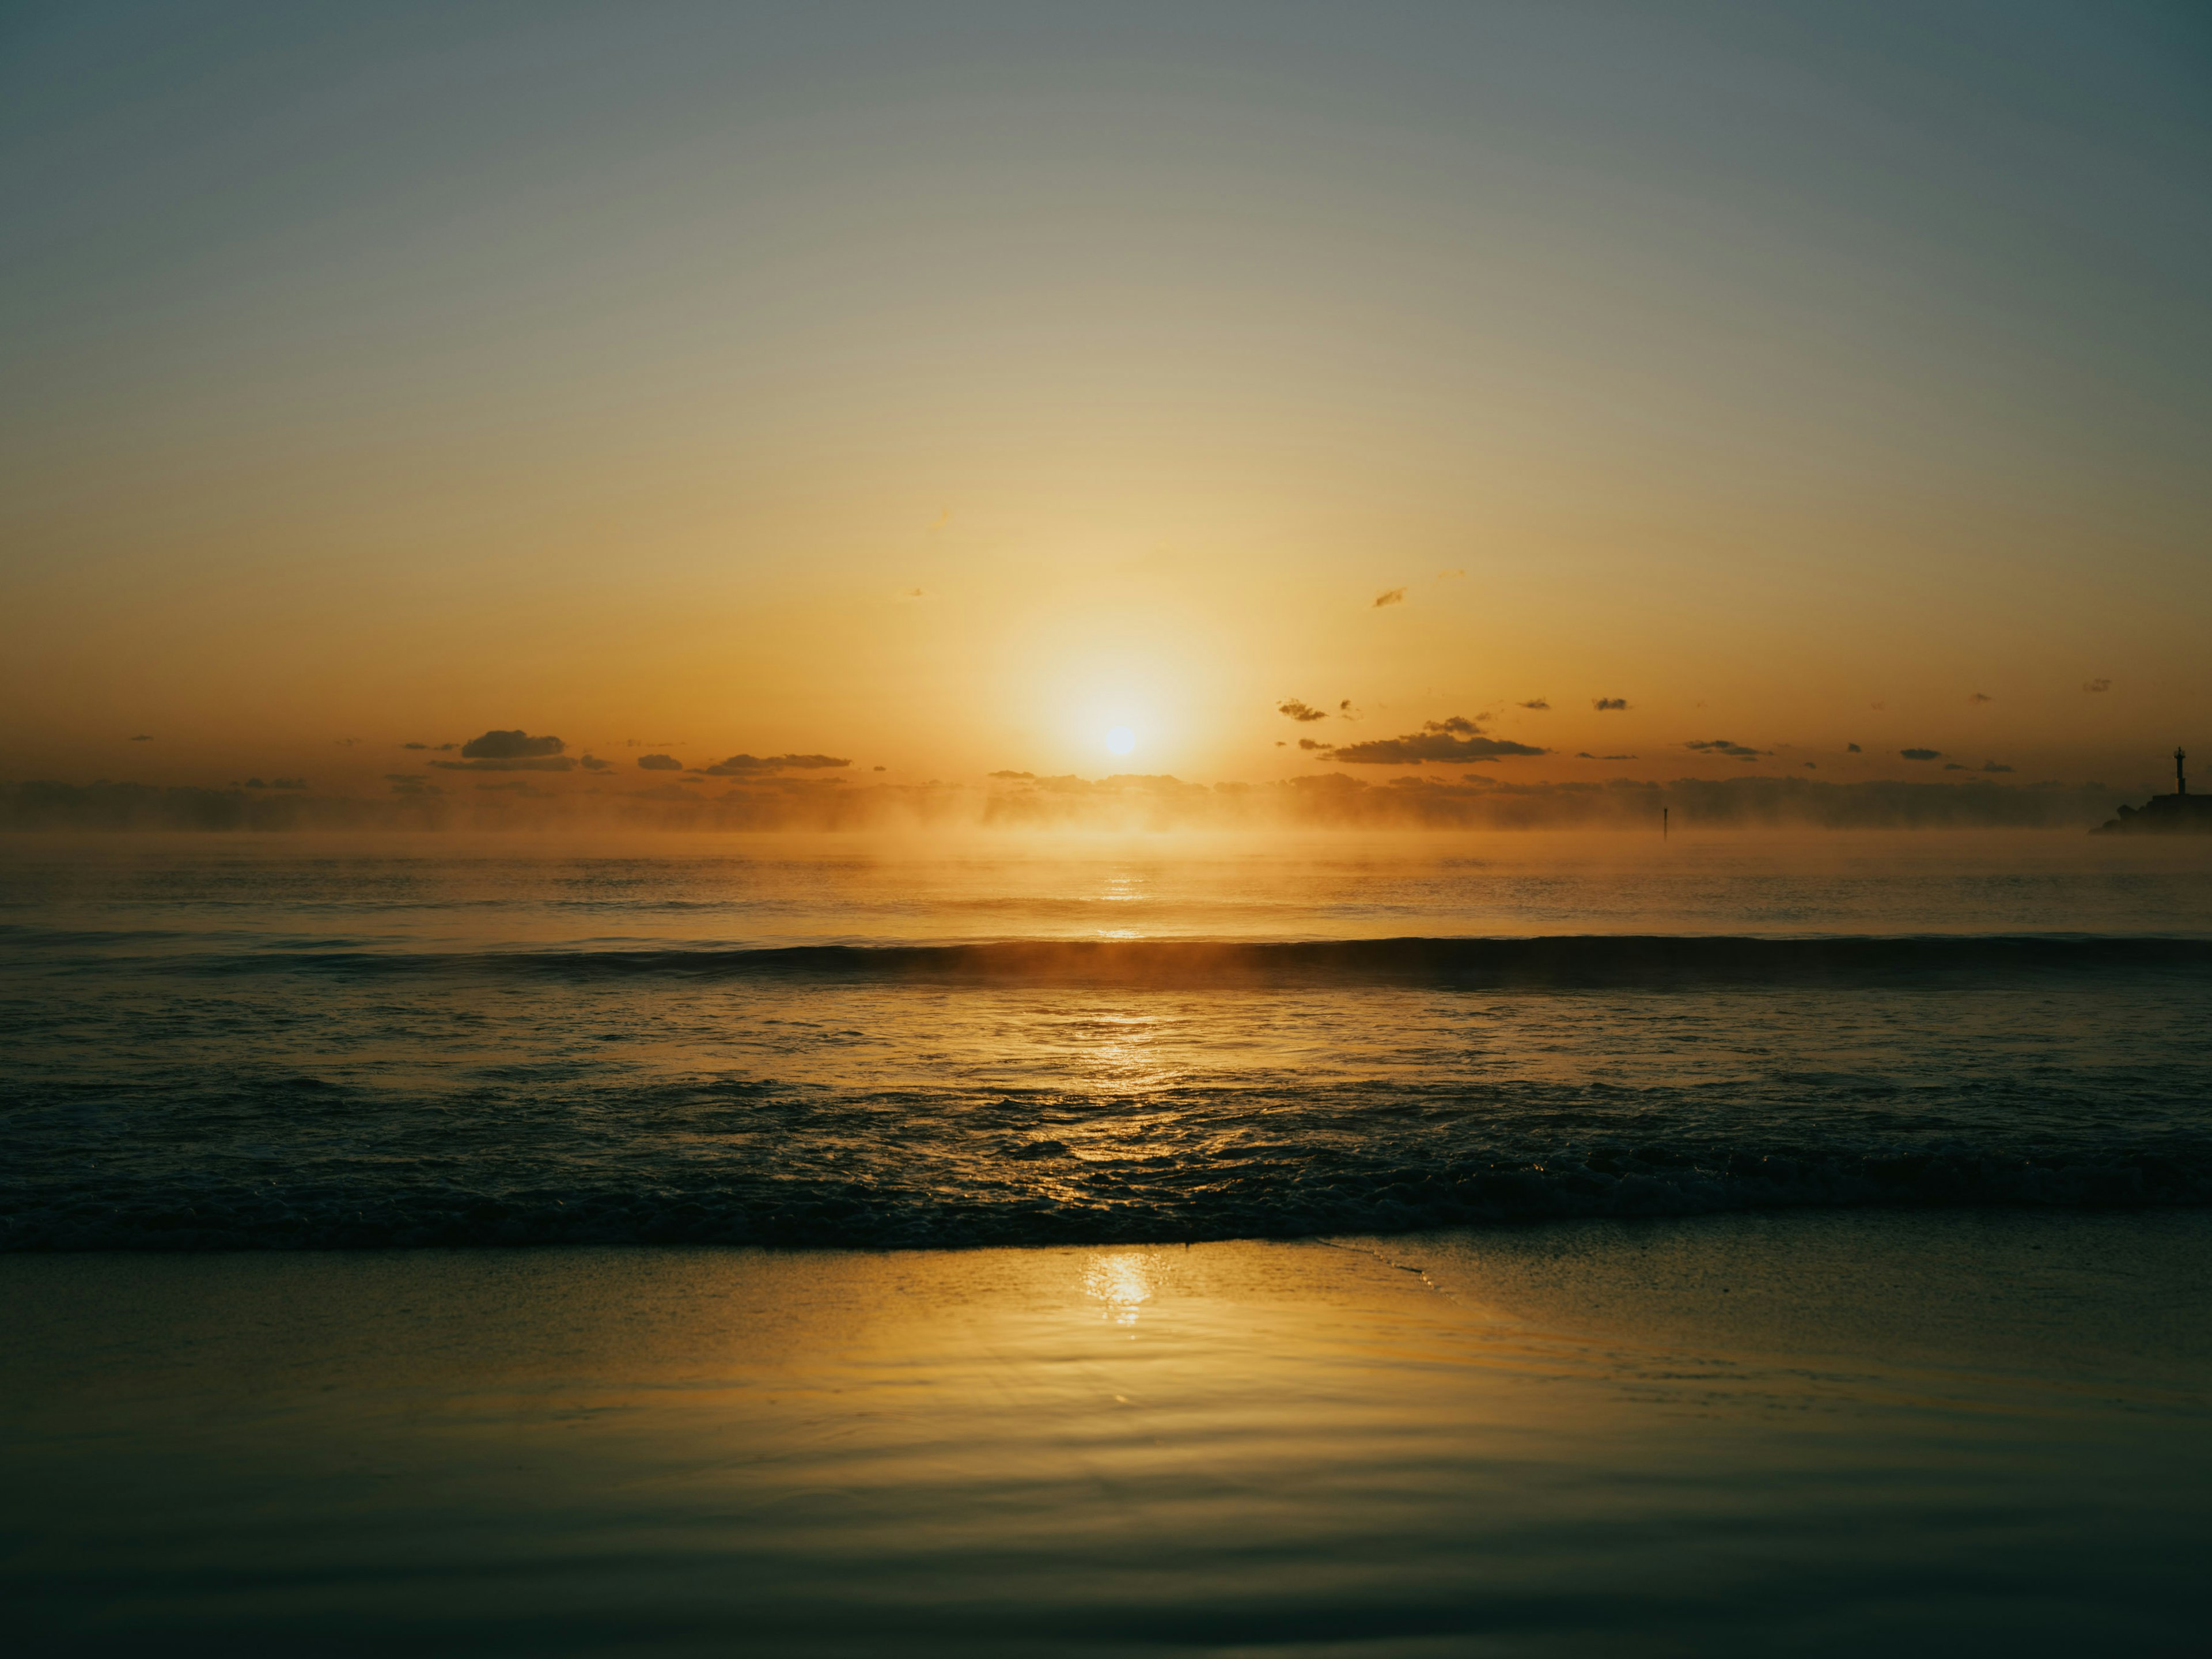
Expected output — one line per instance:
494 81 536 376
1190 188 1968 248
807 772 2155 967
5 831 2210 1248
3 1214 2207 1656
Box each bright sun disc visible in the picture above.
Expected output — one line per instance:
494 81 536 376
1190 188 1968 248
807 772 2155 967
1105 726 1135 755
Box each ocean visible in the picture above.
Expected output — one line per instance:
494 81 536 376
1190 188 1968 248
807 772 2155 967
7 827 2212 1653
6 828 2209 1251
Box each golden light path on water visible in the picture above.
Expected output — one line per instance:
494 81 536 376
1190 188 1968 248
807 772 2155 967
9 1217 2210 1649
1082 1251 1157 1328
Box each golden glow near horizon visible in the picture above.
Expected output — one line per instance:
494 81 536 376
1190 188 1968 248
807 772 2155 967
0 7 2206 802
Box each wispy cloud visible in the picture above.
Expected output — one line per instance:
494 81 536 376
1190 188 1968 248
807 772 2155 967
1592 698 1628 711
702 752 852 778
1321 715 1547 764
2083 677 2112 692
1685 738 1767 761
1276 699 1329 723
1372 588 1405 608
1901 748 1942 761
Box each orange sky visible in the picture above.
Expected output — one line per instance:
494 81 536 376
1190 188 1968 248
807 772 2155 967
3 4 2207 800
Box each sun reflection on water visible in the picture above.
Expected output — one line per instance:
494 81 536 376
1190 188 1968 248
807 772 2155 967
1083 1251 1156 1326
1076 1009 1175 1090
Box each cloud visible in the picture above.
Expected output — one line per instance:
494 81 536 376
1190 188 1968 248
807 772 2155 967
873 765 886 772
1298 738 1328 750
237 777 308 791
1373 588 1405 608
1323 716 1548 765
461 729 565 760
1981 761 2014 773
579 755 612 771
2083 678 2112 693
1277 699 1328 723
402 743 430 751
702 752 852 778
637 753 683 771
128 734 151 741
989 770 1035 779
1684 739 1767 761
1900 748 1942 761
1847 743 1862 752
1968 692 1993 703
402 742 456 752
1592 698 1628 711
1576 752 1637 760
387 777 443 796
1518 699 1550 711
429 731 578 770
1943 762 1967 770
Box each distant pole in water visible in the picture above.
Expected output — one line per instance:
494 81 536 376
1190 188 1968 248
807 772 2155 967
1662 806 1669 839
2179 747 2189 796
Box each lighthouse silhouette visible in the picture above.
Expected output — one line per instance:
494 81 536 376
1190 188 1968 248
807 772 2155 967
2095 748 2212 833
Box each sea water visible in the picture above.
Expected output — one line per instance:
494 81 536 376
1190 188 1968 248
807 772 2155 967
5 829 2209 1251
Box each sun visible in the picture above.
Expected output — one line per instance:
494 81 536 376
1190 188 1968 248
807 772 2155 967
1105 726 1135 756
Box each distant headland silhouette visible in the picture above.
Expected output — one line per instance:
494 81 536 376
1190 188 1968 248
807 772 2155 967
2093 748 2212 834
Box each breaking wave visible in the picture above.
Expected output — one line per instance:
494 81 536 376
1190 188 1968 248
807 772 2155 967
6 1132 2208 1253
19 930 2212 986
8 926 2210 1252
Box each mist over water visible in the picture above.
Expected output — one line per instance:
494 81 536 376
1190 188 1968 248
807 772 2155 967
4 831 2210 1250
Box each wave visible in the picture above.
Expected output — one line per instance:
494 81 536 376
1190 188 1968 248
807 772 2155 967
47 932 2212 986
10 925 2209 1251
7 1133 2207 1252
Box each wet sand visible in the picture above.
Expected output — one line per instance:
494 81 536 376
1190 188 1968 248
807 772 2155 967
3 1210 2208 1656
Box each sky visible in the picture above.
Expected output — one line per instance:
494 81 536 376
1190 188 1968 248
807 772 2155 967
3 1 2209 801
